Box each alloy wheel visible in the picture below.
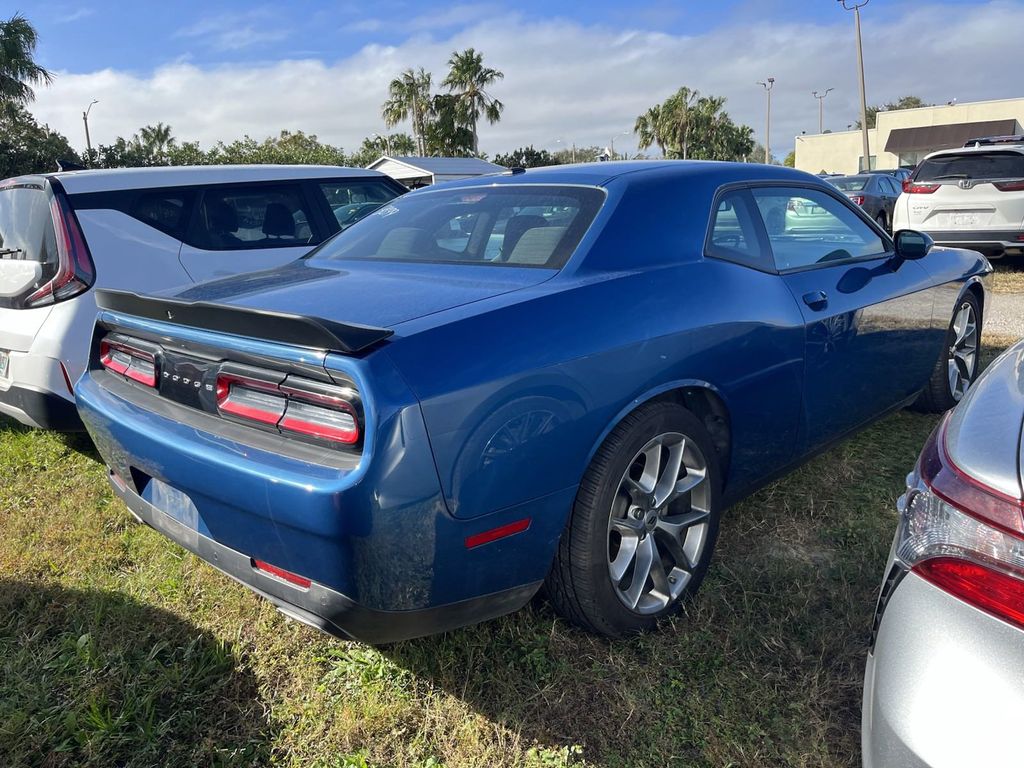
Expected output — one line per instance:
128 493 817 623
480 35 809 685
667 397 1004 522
947 301 978 402
607 432 711 615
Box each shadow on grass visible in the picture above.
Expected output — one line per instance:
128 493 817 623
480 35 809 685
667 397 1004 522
0 413 100 463
0 579 275 768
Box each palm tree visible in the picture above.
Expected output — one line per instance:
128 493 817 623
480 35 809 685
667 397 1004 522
663 86 699 160
381 68 432 156
0 13 53 109
634 104 667 157
138 122 175 158
441 48 503 156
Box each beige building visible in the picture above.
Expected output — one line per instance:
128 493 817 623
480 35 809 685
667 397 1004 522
794 97 1024 175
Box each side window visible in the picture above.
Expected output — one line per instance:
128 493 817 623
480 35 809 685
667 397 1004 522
130 190 193 239
318 180 402 231
192 185 316 251
706 190 773 271
751 187 888 271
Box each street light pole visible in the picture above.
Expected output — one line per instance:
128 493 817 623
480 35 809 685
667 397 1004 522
757 78 775 164
609 131 630 160
839 0 871 170
82 100 98 164
813 88 834 134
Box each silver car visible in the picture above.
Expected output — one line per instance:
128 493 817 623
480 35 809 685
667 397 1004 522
863 340 1024 767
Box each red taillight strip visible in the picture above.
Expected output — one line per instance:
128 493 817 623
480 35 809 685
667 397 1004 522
251 558 312 589
465 518 531 549
902 180 940 194
914 557 1024 630
924 418 1024 536
100 338 158 387
25 192 94 307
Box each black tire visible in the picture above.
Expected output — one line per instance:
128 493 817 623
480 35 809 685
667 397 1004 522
545 402 722 637
913 292 982 413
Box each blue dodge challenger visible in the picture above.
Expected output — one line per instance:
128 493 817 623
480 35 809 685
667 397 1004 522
75 162 991 643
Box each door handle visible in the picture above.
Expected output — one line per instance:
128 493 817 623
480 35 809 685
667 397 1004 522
802 290 828 311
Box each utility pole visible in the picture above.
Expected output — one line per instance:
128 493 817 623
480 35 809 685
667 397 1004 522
813 88 834 134
839 0 871 170
609 131 630 160
82 100 98 165
757 78 775 164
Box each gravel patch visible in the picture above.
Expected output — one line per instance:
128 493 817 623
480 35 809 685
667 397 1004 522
986 292 1024 339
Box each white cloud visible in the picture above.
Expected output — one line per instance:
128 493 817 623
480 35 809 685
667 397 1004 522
30 2 1024 159
54 7 95 24
176 11 289 52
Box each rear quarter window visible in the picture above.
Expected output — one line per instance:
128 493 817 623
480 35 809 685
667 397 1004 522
0 184 56 266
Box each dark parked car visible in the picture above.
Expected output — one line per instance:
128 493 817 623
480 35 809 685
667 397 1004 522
865 168 913 183
75 162 992 643
830 174 902 231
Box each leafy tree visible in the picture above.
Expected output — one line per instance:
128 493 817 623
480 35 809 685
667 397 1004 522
493 145 560 168
138 122 176 162
0 13 52 110
348 133 416 167
634 104 668 158
381 68 432 156
91 136 155 168
441 48 503 156
783 150 795 167
551 145 604 164
166 141 209 166
209 130 347 165
0 105 79 177
856 95 930 129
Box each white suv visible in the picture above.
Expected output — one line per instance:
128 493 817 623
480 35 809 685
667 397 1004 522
892 137 1024 258
0 165 404 429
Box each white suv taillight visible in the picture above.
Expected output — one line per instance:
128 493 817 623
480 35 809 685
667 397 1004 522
24 191 95 307
896 416 1024 629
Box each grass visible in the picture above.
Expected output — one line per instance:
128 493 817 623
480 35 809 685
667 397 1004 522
992 256 1024 294
0 335 1017 768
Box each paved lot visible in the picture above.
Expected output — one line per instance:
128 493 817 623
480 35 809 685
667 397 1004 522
987 292 1024 339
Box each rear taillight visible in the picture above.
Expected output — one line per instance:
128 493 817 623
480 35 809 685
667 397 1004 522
994 180 1024 192
252 558 311 589
849 195 865 206
216 371 360 446
902 180 940 194
25 191 94 307
99 338 158 387
896 418 1024 629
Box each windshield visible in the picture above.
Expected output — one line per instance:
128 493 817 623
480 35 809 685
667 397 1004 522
915 151 1024 182
831 177 868 192
307 185 605 269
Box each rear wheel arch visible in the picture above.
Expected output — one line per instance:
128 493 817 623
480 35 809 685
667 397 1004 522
588 382 733 490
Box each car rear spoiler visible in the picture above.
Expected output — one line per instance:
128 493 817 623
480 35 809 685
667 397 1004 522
94 289 393 354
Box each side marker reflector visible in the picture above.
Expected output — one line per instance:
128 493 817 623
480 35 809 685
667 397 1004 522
465 518 531 549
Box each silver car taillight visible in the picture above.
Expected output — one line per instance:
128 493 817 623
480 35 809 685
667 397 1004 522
895 416 1024 629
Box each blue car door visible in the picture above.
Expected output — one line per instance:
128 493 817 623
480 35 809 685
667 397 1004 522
750 185 937 453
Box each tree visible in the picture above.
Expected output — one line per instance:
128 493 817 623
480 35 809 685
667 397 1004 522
0 106 78 177
493 145 560 168
634 104 668 157
348 132 416 167
783 150 796 168
0 13 52 110
635 88 755 162
381 68 432 156
551 145 604 164
856 95 930 129
441 48 503 156
423 94 475 157
138 122 176 162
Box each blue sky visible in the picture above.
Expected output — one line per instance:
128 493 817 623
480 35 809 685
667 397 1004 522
28 0 1018 158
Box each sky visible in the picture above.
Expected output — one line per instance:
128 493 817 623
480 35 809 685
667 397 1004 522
26 0 1022 160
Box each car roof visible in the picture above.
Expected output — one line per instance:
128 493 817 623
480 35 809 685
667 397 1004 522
13 164 387 194
424 160 822 190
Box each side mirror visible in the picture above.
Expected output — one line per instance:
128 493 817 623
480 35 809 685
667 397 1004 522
893 229 933 260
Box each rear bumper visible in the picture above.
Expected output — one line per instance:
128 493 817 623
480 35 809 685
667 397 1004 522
920 230 1024 257
0 381 81 430
110 470 540 644
863 571 1024 768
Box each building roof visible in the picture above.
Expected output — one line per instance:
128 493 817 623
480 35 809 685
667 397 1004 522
368 156 506 179
39 165 384 195
884 119 1020 154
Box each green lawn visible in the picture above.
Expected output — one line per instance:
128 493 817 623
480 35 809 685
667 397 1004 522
0 336 1016 768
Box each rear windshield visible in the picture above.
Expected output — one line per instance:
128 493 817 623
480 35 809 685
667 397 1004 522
0 183 56 266
915 151 1024 182
831 177 868 192
307 185 605 269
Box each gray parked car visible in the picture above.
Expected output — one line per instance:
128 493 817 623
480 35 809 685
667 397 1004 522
863 337 1024 768
829 174 902 232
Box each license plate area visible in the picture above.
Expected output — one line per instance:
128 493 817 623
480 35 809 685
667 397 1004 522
138 473 199 548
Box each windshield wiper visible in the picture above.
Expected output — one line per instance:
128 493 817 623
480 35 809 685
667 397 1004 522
0 247 24 258
930 174 969 180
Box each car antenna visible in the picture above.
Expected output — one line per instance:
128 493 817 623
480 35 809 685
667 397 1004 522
56 158 87 172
